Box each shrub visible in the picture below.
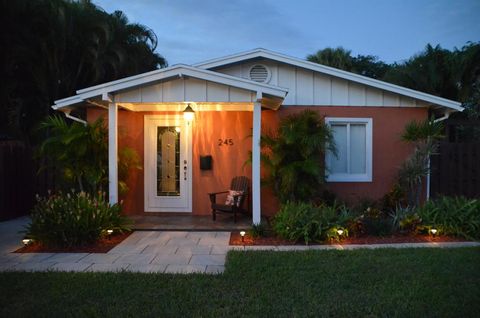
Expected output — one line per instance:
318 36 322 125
273 202 323 244
26 191 132 247
348 205 393 237
417 196 480 240
389 205 421 234
272 201 352 244
249 222 268 238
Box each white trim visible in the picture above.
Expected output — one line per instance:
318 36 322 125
195 48 463 112
325 117 373 182
108 103 118 204
144 115 192 212
252 101 262 225
53 64 287 110
117 102 254 112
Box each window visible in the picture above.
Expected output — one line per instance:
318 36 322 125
325 117 372 182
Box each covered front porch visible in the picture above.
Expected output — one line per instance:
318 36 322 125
53 65 287 226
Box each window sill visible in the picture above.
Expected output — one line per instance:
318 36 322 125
326 174 372 183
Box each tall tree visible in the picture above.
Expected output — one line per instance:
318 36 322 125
0 0 167 144
307 47 390 79
307 47 354 71
383 44 458 100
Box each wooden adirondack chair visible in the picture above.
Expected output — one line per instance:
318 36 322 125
209 176 249 223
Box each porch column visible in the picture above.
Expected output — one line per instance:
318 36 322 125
252 101 262 225
108 102 118 204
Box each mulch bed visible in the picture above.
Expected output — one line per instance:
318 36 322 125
229 232 464 246
14 232 132 253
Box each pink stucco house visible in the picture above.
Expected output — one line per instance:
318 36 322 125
53 49 462 224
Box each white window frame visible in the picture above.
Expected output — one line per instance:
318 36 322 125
325 117 373 182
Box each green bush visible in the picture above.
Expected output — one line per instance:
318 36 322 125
272 201 350 244
389 205 421 234
417 196 480 240
249 222 268 238
26 191 132 247
348 204 393 237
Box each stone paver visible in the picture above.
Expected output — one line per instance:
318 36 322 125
1 217 479 274
189 254 226 266
165 238 200 247
50 262 92 272
79 253 121 264
205 265 225 274
13 262 56 272
46 253 89 263
152 253 192 265
176 246 212 255
16 253 55 263
128 264 167 273
114 253 156 265
141 245 178 255
0 253 21 263
86 263 130 272
0 262 19 271
164 264 206 274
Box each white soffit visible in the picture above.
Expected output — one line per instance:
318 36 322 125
194 48 463 112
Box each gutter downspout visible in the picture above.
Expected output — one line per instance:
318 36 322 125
426 111 452 200
64 110 87 126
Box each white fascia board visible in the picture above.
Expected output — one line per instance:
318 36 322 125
52 95 84 110
195 48 463 112
53 64 288 110
78 64 287 98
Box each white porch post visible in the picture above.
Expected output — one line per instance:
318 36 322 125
252 101 262 225
108 102 118 204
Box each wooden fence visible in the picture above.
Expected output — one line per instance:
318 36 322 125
430 141 480 198
0 140 57 221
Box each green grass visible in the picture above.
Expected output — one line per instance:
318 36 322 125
1 248 479 317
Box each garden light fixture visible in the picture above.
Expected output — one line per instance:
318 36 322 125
22 239 32 246
183 104 195 122
240 231 246 242
337 229 344 236
430 228 437 236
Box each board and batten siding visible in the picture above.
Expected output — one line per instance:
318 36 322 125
115 77 256 103
214 61 427 107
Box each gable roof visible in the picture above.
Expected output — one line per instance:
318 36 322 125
53 64 288 110
194 48 463 112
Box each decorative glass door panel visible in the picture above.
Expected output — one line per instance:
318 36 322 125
157 127 180 196
145 116 192 212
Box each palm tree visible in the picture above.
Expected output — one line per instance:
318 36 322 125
261 110 336 203
307 47 354 71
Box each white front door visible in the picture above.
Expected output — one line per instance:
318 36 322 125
144 115 192 212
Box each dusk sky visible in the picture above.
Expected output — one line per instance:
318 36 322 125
94 0 479 66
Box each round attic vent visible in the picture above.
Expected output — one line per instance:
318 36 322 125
249 64 271 83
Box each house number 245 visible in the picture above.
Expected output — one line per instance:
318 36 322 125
218 139 234 146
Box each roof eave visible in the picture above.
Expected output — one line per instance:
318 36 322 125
195 49 463 112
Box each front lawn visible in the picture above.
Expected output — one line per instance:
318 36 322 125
1 247 479 317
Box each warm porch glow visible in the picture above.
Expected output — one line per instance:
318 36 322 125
183 104 195 122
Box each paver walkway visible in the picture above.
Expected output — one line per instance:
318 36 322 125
1 217 479 274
